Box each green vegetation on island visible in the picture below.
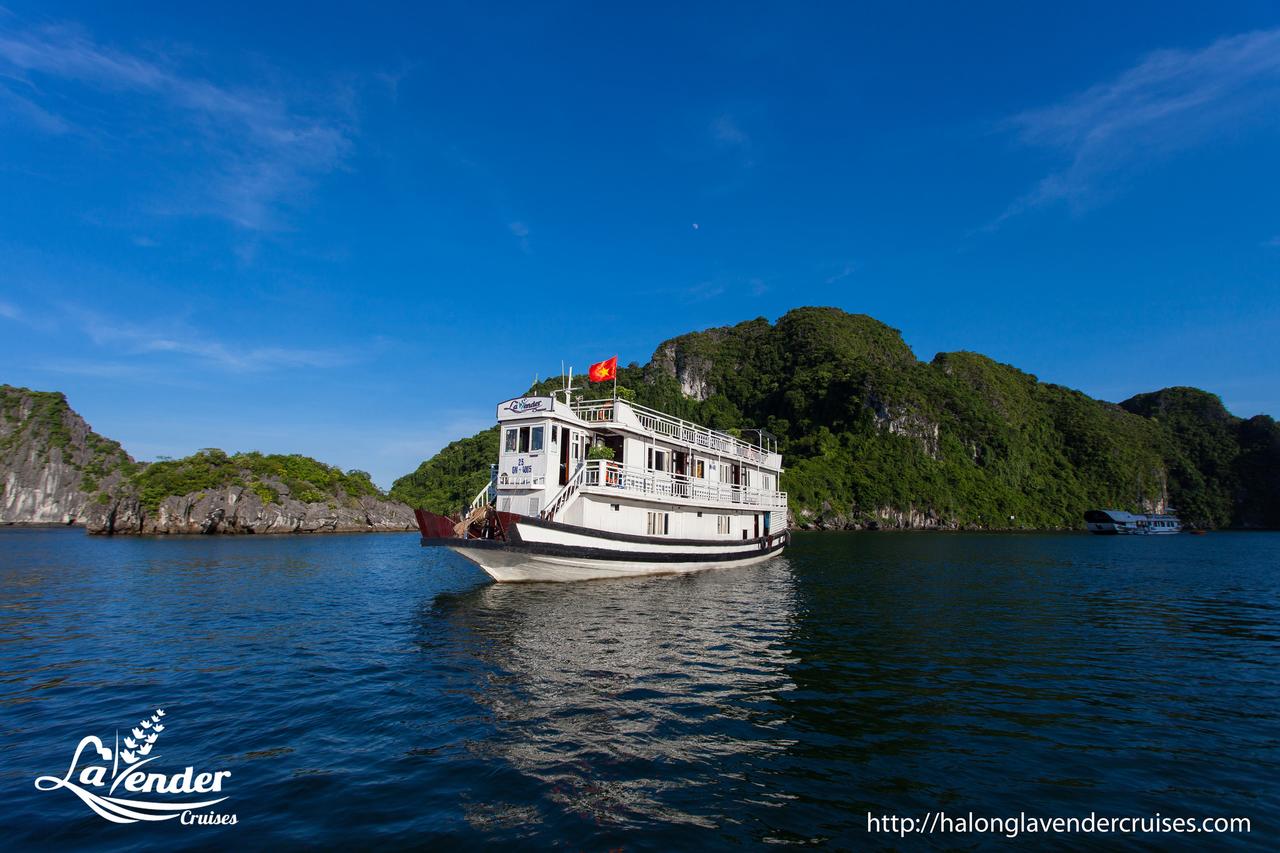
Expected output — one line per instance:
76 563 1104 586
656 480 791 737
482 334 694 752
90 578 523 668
391 308 1280 529
390 427 499 516
130 449 382 512
6 308 1278 531
1 385 397 529
1120 387 1280 529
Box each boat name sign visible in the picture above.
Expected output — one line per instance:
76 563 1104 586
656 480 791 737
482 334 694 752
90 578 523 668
501 397 552 416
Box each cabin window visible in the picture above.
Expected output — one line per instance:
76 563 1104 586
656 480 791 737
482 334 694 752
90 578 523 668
647 511 669 535
695 460 705 479
647 448 667 472
531 426 544 452
517 426 531 453
551 425 559 443
717 515 732 534
504 428 517 453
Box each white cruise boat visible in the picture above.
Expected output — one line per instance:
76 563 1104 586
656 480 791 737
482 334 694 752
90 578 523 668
1084 509 1182 535
415 389 789 582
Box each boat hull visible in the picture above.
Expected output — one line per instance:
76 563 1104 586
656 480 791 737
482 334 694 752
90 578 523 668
422 516 789 582
443 541 786 582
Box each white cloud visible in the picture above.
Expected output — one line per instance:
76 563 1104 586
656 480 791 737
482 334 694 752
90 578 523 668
0 296 59 332
508 220 530 252
0 20 355 230
65 306 359 372
682 279 726 303
39 359 176 382
0 83 73 133
824 263 856 285
995 28 1280 224
711 114 749 147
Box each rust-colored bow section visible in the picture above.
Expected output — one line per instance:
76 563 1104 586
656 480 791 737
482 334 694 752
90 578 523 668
414 506 521 541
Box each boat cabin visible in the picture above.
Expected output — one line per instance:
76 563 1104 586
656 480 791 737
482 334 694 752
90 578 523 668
487 393 787 542
1084 509 1181 535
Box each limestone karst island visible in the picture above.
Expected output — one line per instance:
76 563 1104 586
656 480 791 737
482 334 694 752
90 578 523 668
4 309 1277 535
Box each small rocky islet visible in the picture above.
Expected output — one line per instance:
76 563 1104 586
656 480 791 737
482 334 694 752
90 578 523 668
0 387 415 535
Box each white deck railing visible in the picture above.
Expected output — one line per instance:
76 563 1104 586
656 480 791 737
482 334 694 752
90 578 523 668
579 460 787 510
540 462 586 521
468 481 492 512
570 399 773 465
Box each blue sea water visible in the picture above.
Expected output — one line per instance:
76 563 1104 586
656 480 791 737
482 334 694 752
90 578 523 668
1 528 1277 849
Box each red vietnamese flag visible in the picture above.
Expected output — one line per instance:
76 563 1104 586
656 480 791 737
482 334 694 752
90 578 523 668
587 356 617 383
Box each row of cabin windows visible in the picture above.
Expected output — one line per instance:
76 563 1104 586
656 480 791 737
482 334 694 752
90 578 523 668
504 425 544 454
504 424 589 457
649 512 750 537
504 424 775 491
643 448 772 490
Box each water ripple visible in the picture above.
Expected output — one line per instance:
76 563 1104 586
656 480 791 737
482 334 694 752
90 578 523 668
0 528 1277 848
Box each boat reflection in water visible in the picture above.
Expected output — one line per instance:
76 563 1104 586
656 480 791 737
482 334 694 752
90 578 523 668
419 558 799 836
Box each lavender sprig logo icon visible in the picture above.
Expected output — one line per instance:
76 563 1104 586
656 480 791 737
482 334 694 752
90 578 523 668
35 708 235 825
120 709 165 765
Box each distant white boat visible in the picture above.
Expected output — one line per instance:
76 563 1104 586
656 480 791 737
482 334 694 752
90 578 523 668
415 383 788 582
1084 509 1182 535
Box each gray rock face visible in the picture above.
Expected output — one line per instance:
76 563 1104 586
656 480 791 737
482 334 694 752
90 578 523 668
1 386 132 524
794 501 960 531
866 392 941 459
85 489 416 535
3 384 418 536
651 341 716 402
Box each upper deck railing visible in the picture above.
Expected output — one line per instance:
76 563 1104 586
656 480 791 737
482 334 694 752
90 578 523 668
579 460 788 510
570 399 777 466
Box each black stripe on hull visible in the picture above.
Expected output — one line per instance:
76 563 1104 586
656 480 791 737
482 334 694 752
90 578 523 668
422 532 790 564
510 514 786 548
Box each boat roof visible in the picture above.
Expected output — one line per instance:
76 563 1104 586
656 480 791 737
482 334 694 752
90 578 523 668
1085 509 1178 522
495 393 782 467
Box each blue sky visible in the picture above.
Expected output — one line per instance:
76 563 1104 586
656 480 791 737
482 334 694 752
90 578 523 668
2 2 1279 487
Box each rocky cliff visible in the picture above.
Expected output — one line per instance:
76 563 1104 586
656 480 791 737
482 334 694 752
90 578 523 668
1 385 134 524
87 489 415 535
1 385 417 535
